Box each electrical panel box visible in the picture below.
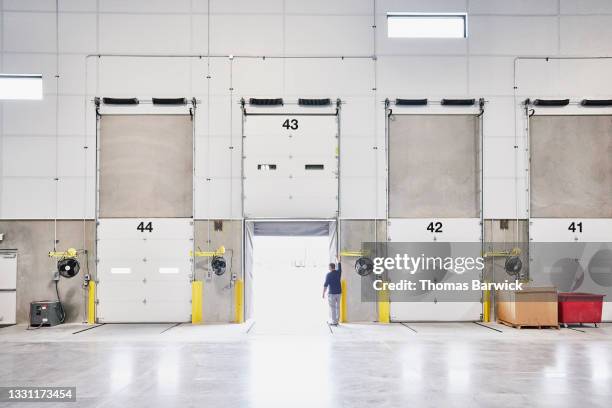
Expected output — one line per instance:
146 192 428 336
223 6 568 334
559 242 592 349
0 251 17 325
30 301 63 327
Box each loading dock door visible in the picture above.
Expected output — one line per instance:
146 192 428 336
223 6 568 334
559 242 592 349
96 114 193 323
242 114 339 218
387 113 482 321
529 114 612 321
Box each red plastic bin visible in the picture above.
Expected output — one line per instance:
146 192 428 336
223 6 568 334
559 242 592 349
558 292 605 327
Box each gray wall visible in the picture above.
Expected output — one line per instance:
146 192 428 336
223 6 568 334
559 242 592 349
389 114 480 218
99 114 194 218
194 220 242 323
339 219 386 322
0 220 95 323
530 115 612 218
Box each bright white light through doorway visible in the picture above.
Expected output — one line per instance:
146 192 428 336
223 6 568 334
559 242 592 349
252 235 330 332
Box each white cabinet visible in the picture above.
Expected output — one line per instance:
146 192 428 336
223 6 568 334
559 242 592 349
0 251 17 325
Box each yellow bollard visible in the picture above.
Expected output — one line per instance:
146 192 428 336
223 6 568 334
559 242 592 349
87 281 96 324
340 279 347 323
192 281 203 324
234 280 244 323
378 289 390 324
483 288 490 323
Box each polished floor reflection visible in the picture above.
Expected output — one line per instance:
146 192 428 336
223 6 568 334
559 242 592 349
0 322 611 408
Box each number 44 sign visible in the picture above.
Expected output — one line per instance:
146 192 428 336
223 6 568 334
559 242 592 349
137 222 153 232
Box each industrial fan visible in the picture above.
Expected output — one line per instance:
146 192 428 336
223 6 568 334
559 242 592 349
355 257 374 276
211 256 227 276
504 256 523 277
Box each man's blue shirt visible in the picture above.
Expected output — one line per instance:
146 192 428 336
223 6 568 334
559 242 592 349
324 263 342 295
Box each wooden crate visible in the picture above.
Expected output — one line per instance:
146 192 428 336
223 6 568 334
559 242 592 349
496 286 559 329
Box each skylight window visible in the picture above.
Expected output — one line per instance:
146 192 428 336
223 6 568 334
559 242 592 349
387 13 467 39
0 74 43 100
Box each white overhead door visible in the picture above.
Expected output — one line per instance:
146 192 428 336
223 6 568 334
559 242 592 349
96 219 192 322
386 110 483 321
96 113 194 323
243 114 339 218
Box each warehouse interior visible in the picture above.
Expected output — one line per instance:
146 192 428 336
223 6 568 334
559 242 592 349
0 1 611 407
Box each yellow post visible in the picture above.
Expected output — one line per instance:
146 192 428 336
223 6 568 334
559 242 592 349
234 279 244 323
87 281 96 324
340 279 347 323
378 289 390 324
192 281 203 324
483 288 490 323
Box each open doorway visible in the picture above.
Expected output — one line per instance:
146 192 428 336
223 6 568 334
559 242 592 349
245 221 337 332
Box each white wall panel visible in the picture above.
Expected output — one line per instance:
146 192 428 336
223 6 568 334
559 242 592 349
285 15 373 56
470 0 559 15
232 59 284 95
286 0 372 15
0 178 56 219
57 177 94 219
469 16 558 55
99 0 192 13
340 137 376 177
59 0 97 12
340 177 378 219
340 97 376 137
3 0 55 11
378 0 467 13
560 0 612 14
208 0 283 14
59 13 96 53
557 59 612 97
483 176 528 219
468 57 514 96
58 95 86 135
481 97 516 137
484 136 527 179
195 136 240 178
98 58 192 97
377 56 468 96
284 59 373 96
194 177 242 219
560 16 612 56
2 136 56 177
99 14 192 54
2 99 57 136
3 12 56 53
209 15 283 55
57 136 95 177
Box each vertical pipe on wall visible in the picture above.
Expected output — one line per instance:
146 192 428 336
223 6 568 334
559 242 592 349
53 0 60 251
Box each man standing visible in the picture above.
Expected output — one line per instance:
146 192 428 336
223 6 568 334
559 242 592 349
323 257 342 326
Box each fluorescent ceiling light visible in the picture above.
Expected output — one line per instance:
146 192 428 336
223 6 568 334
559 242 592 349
387 13 467 39
0 74 43 100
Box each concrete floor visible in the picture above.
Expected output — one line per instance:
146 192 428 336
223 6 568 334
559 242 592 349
0 322 611 408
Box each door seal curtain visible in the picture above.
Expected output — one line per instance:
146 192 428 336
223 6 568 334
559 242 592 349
241 98 341 116
385 97 484 117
